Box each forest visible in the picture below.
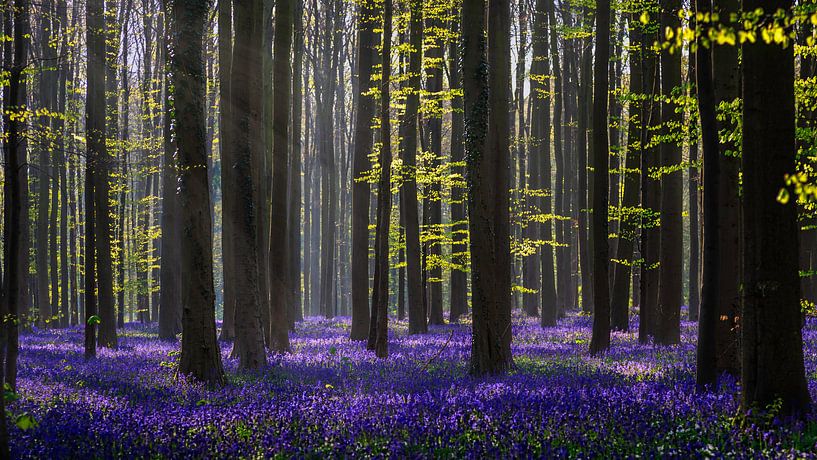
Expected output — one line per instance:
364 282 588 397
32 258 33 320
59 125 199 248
0 0 816 456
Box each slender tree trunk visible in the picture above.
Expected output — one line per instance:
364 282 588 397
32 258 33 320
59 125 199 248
57 0 70 329
694 0 720 389
448 7 468 322
531 0 557 327
589 0 611 354
369 0 392 358
287 0 305 328
159 0 182 340
610 13 643 332
638 16 659 344
655 0 683 346
687 54 700 323
577 16 593 314
218 0 236 341
401 0 427 335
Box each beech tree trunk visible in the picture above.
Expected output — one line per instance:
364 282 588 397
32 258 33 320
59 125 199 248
269 0 294 352
400 0 427 335
741 0 810 415
230 0 268 370
589 0 611 355
173 0 227 387
466 0 513 376
350 0 376 340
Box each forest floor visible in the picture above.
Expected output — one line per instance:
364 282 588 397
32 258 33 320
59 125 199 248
9 310 817 458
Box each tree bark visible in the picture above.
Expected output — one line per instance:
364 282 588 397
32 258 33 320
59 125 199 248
741 0 810 415
466 0 513 376
369 0 392 358
400 0 427 335
589 0 611 355
230 0 268 369
269 0 294 352
350 0 376 340
173 0 227 388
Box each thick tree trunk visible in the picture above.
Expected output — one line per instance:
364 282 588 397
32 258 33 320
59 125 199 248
173 0 226 388
85 0 105 358
230 0 268 369
466 0 513 376
741 0 810 415
269 0 294 352
711 0 741 374
350 0 376 340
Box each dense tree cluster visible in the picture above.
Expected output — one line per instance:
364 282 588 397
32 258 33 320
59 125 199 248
0 0 815 454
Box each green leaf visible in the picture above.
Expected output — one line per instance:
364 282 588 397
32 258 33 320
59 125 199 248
15 413 37 431
328 346 337 356
87 315 101 326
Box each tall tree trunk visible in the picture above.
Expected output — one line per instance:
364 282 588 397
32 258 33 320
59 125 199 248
93 0 118 348
711 0 741 374
425 5 444 326
466 0 513 376
173 0 227 388
687 53 700 323
589 0 611 354
57 0 70 328
86 0 105 357
548 0 567 317
318 0 340 319
401 0 427 335
287 0 305 328
36 0 56 329
230 0 268 369
694 0 720 389
577 14 593 314
159 0 182 340
610 13 643 332
531 0 557 327
741 0 810 416
369 0 392 358
218 0 236 341
350 0 376 340
655 0 683 346
448 6 467 323
638 13 659 344
117 0 133 329
0 4 29 449
269 0 294 352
